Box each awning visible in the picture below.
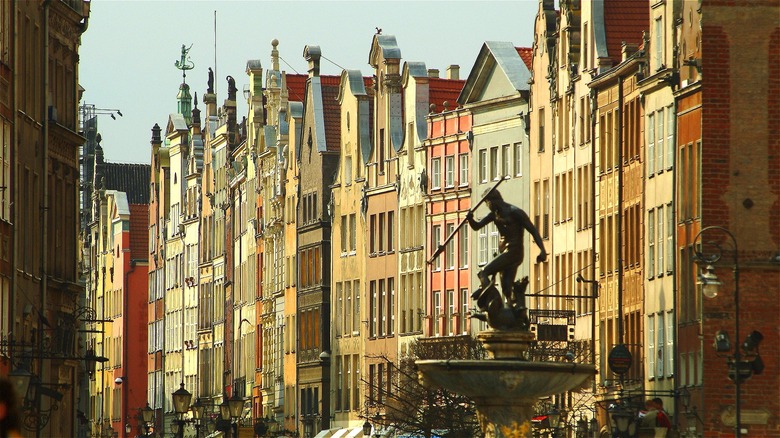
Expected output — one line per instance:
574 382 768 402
314 429 335 438
330 428 351 438
345 426 366 438
532 415 548 423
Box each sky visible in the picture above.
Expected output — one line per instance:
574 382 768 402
79 1 539 164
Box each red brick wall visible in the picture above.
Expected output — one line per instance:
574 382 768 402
700 1 780 435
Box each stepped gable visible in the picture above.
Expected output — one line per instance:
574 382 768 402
604 0 648 65
429 77 465 111
516 47 533 70
321 75 342 152
101 162 152 205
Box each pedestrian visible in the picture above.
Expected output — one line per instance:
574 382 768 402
0 377 23 438
652 397 672 429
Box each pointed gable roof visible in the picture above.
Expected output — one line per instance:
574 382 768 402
301 75 342 155
369 34 402 66
458 41 531 105
100 163 151 204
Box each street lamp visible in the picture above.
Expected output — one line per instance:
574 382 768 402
608 404 636 438
191 398 205 438
362 419 372 437
171 383 192 438
138 403 155 436
693 226 765 437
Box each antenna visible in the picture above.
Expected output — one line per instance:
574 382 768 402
214 11 218 95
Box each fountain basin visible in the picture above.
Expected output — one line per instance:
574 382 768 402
417 360 596 437
416 359 595 400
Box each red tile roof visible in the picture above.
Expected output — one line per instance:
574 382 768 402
429 78 465 112
286 74 308 103
603 1 649 66
320 75 342 152
516 47 533 70
129 203 149 261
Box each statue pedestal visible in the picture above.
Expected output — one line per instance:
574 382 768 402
477 329 535 360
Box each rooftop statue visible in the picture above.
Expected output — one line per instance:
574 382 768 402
226 75 237 101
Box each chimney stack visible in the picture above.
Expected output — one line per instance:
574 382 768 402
446 65 460 80
427 68 439 78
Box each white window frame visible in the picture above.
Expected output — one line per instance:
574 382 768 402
648 314 655 379
459 153 469 186
445 155 455 188
431 158 441 190
478 149 487 183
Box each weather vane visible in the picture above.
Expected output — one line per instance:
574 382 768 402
174 44 195 83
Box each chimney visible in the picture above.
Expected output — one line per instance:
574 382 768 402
427 68 439 78
304 45 321 78
446 65 460 80
621 42 639 62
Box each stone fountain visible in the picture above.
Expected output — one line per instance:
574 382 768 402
418 188 595 437
416 279 596 438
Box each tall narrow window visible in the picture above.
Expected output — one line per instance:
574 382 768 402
657 312 665 377
666 204 673 273
432 225 441 270
445 223 455 269
431 158 441 190
387 211 394 252
349 214 357 252
478 227 488 265
501 144 510 177
459 153 469 186
657 108 665 171
379 129 385 173
434 291 442 336
538 108 546 152
490 146 499 180
648 314 656 379
458 226 469 268
657 205 664 277
478 149 487 183
513 142 522 176
666 105 675 169
447 289 455 336
341 216 347 254
654 17 663 69
648 209 655 277
387 277 395 336
445 155 454 187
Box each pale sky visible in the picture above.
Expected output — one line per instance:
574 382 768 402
79 1 538 164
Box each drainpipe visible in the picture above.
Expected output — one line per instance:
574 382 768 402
38 2 51 438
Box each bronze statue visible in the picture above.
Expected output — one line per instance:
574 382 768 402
467 188 547 328
207 67 214 94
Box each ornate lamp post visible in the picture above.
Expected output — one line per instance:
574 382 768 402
694 226 764 437
362 419 372 437
140 403 155 436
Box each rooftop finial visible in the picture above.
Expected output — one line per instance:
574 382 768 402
175 44 195 83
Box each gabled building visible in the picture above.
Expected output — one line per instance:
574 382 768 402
284 98 305 433
400 62 464 347
297 45 341 436
85 148 150 437
637 0 678 418
364 34 401 420
456 41 533 328
329 68 372 433
587 0 648 424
